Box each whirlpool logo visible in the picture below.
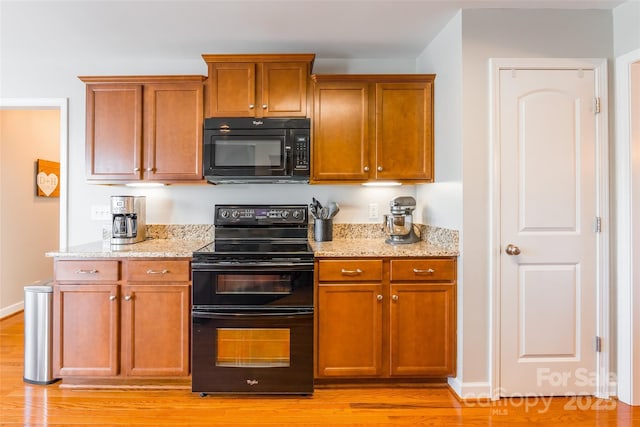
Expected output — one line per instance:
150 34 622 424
246 379 259 386
252 120 264 126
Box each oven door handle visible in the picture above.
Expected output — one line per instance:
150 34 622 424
192 310 314 319
192 262 314 271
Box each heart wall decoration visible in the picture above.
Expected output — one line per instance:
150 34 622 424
36 159 60 197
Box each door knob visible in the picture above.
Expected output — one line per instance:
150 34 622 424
505 244 521 256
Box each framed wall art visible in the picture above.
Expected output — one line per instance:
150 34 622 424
36 159 60 197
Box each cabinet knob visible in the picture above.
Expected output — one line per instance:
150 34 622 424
262 104 268 109
392 294 399 302
364 166 370 172
134 167 140 172
377 166 383 172
124 295 132 301
249 104 255 109
109 295 116 301
146 167 154 172
377 294 383 301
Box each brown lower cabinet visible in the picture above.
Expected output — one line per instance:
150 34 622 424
316 257 456 380
52 259 191 379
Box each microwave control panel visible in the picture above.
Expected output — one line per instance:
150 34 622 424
293 134 310 170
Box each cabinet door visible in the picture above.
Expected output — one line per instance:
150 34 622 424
316 283 383 377
207 62 256 117
120 284 190 377
261 62 309 117
53 284 120 377
375 82 433 182
85 84 143 181
389 283 455 377
143 82 204 181
312 81 370 182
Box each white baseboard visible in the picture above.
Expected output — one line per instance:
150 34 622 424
448 377 493 400
0 301 24 319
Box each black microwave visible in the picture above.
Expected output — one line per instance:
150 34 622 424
203 117 310 184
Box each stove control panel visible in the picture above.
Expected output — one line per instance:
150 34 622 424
215 205 307 226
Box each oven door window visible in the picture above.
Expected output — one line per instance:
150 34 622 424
217 328 290 368
217 273 292 295
192 269 313 307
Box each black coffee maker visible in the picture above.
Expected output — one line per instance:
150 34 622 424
111 196 146 245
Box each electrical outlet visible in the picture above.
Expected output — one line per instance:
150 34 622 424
368 203 379 219
91 205 111 221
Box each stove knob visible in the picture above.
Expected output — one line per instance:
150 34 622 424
220 209 230 219
281 210 290 219
292 210 301 219
231 210 240 219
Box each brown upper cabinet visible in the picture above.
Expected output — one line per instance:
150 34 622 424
80 75 206 183
202 54 315 118
311 74 435 184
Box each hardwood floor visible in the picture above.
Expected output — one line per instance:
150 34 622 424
1 312 637 426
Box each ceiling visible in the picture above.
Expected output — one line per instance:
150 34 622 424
3 0 627 60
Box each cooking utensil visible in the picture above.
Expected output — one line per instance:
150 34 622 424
327 202 339 218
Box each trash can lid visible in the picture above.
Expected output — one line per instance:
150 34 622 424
24 285 53 293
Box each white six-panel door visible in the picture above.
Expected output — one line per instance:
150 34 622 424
498 68 598 396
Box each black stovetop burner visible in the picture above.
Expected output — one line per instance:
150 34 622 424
192 204 313 262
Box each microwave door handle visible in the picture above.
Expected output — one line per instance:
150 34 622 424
284 146 292 175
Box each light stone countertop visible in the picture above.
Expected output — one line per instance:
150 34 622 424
45 223 459 259
45 238 210 258
310 238 458 258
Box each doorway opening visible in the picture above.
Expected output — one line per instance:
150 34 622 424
0 98 68 318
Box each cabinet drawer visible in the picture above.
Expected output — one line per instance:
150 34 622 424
390 259 455 282
126 260 190 282
318 259 383 282
55 260 120 282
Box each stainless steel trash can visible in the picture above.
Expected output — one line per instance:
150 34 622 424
23 282 58 385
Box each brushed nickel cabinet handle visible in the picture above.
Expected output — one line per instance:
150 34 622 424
341 268 363 276
75 269 98 274
146 269 169 275
413 268 435 274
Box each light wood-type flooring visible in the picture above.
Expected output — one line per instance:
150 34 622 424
1 312 638 426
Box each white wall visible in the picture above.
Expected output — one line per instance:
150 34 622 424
456 8 613 393
415 12 463 230
415 11 465 389
614 0 640 408
613 1 640 57
0 110 60 316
